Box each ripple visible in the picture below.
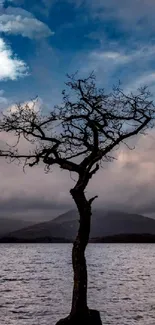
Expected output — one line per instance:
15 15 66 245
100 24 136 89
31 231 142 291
0 244 155 325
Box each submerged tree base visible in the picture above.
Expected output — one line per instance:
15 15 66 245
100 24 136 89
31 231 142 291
56 309 102 325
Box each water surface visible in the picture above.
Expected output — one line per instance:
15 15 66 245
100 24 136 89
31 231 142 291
0 244 155 325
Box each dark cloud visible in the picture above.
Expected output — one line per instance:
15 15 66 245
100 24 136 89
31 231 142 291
0 196 70 212
0 123 155 221
88 130 155 218
0 195 71 222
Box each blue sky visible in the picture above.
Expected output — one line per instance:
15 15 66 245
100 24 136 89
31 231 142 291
0 0 155 219
1 0 155 109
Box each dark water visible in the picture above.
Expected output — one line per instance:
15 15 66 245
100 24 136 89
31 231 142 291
0 244 155 325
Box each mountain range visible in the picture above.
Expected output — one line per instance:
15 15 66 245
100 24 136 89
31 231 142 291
1 209 155 242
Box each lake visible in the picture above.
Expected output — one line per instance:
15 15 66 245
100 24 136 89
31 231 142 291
0 244 155 325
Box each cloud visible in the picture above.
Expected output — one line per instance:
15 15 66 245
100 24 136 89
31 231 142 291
0 8 54 39
0 90 9 108
0 125 155 220
91 46 155 66
8 97 42 114
85 0 155 29
83 45 155 76
0 37 28 80
87 129 155 218
76 43 155 95
0 0 154 220
0 152 73 220
124 73 155 93
5 6 34 17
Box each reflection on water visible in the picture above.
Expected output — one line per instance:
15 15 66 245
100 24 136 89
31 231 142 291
0 244 155 324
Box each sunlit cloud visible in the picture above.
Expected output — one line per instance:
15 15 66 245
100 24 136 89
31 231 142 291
0 7 54 39
0 37 28 80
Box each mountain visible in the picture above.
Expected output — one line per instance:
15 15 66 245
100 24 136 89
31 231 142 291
2 209 155 242
0 217 35 237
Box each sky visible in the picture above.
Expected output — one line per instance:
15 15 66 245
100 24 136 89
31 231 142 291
0 0 155 220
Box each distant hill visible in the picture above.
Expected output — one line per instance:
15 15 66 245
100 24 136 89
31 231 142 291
0 236 72 243
2 209 155 242
0 217 35 237
90 233 155 243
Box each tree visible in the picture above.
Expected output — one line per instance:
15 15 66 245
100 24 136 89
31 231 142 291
0 72 154 325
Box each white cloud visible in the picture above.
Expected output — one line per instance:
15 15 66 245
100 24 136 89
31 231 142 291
90 45 155 67
0 37 28 80
78 44 155 93
124 73 155 93
0 8 54 39
8 97 42 114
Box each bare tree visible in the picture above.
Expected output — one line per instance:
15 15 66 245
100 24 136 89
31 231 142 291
0 72 154 325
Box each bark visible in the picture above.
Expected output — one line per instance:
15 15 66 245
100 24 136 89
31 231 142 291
56 187 102 324
70 188 91 316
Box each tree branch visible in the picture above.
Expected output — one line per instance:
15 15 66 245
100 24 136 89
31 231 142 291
88 195 98 205
0 71 154 194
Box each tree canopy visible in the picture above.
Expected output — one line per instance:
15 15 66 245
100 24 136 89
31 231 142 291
0 72 154 191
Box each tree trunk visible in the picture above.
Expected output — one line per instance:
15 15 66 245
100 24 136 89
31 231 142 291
70 188 91 316
56 188 102 325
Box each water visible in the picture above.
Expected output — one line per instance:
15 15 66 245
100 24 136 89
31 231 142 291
0 244 155 325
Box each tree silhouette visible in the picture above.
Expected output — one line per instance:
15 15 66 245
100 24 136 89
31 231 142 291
0 72 154 325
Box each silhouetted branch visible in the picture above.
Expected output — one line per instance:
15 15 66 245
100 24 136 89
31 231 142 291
0 71 154 194
88 195 98 205
89 163 99 177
